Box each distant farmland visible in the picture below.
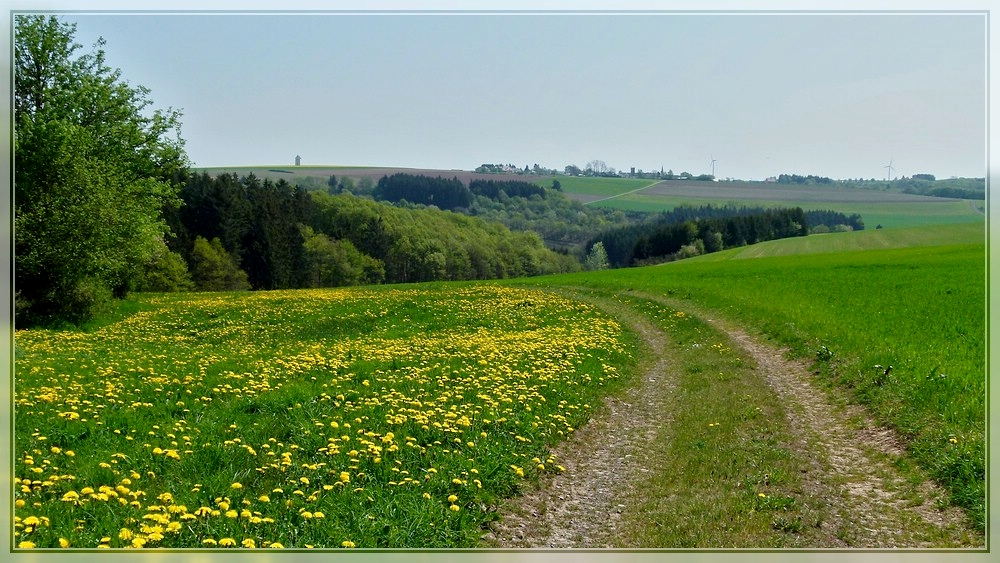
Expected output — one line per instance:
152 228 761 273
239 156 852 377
553 178 982 229
192 168 984 229
194 166 519 186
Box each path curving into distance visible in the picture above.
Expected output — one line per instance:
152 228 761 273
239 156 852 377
484 289 981 548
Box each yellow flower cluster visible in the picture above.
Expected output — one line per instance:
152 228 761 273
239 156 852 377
13 286 626 548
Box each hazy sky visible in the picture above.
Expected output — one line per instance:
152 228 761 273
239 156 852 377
48 8 989 180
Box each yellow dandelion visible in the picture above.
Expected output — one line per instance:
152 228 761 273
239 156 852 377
59 538 70 548
449 504 460 512
339 471 350 483
231 482 243 489
341 540 356 548
219 537 236 547
202 538 217 546
242 538 256 549
447 494 458 503
18 541 36 549
269 542 284 548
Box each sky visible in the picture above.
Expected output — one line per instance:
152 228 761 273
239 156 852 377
25 6 990 181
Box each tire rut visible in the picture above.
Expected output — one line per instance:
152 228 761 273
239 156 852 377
720 324 979 547
484 292 981 548
482 295 676 548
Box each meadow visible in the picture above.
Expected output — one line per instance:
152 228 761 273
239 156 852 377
12 286 634 549
12 189 987 547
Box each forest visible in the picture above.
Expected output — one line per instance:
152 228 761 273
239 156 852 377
589 207 811 267
154 172 579 293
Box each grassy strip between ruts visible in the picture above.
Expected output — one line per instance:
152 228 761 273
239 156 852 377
603 292 822 547
569 290 828 547
519 242 986 531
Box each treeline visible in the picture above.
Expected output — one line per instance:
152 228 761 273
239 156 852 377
813 175 986 200
640 204 861 232
469 179 546 200
898 177 985 200
776 174 835 185
805 209 865 232
151 172 578 292
590 207 809 268
371 173 552 210
373 173 471 211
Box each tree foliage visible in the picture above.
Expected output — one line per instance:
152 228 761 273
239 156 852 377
14 15 186 325
189 237 250 292
169 173 579 289
373 173 472 210
468 179 546 200
590 207 809 267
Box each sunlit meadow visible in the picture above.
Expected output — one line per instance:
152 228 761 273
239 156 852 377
13 285 633 549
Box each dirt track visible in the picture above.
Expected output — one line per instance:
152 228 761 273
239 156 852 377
484 292 981 548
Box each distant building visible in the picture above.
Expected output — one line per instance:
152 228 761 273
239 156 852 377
295 155 301 166
764 176 777 183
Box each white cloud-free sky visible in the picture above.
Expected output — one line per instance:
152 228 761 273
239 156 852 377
18 3 990 180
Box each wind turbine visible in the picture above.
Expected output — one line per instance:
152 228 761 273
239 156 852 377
884 158 894 181
710 155 718 178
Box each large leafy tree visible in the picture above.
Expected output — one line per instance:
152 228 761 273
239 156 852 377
14 15 187 325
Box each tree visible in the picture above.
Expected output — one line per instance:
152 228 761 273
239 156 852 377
133 243 194 292
190 237 250 291
300 226 384 287
565 164 582 176
15 15 187 325
584 242 610 271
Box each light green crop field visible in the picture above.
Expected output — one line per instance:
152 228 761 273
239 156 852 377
520 240 986 528
697 221 984 260
541 176 658 197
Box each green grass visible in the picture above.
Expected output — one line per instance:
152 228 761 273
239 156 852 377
525 242 986 529
13 286 636 549
697 222 984 260
541 176 658 197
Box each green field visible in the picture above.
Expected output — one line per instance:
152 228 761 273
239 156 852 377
540 176 658 198
698 221 984 259
518 240 986 528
